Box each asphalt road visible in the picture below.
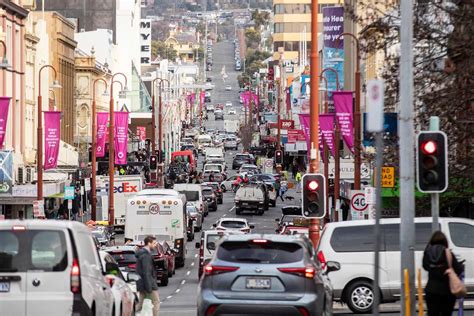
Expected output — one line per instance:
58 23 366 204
129 40 473 316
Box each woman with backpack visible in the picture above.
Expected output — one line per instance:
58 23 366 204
423 231 465 316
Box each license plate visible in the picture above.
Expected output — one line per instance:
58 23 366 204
0 282 10 292
246 278 271 289
242 202 248 206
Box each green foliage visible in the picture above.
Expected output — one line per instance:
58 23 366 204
244 28 261 49
151 40 178 61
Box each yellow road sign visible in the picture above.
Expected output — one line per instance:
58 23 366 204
381 167 395 188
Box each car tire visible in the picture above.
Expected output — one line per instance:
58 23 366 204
161 273 169 286
270 200 276 207
168 268 173 277
236 209 241 215
258 210 264 216
345 280 376 314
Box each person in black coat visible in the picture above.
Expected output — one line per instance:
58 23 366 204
423 231 464 316
135 236 160 316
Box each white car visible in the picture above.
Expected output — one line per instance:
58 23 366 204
225 101 232 107
225 85 232 91
99 251 137 316
212 218 254 233
0 220 114 316
239 164 260 175
227 109 236 115
220 175 238 192
206 104 215 112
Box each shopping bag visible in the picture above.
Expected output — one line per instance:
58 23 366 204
445 249 467 298
141 298 154 316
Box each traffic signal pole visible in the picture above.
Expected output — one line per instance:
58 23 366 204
309 0 320 248
429 116 440 233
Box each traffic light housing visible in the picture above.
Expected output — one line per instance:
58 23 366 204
275 149 283 165
149 155 158 170
301 174 326 219
416 131 448 193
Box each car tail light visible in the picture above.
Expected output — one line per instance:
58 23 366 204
297 307 310 316
70 258 81 293
128 263 136 269
105 275 115 287
317 250 327 269
252 239 268 244
241 228 250 233
205 304 218 316
204 265 239 276
278 267 315 279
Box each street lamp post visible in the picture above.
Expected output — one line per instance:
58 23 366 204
108 73 128 226
335 33 361 190
151 78 162 156
37 65 61 203
91 78 108 221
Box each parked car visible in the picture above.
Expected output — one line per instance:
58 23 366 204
104 246 138 274
202 186 218 212
0 220 114 315
159 240 178 277
187 204 203 232
197 234 338 316
99 251 137 316
206 104 215 112
224 137 238 151
225 101 232 107
213 218 254 233
214 110 224 120
187 214 195 241
202 182 223 204
234 184 266 215
124 242 170 286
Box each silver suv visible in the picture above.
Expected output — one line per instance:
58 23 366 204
197 234 340 316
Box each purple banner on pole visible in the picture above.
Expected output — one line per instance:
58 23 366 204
96 112 109 158
319 114 336 157
114 112 129 165
333 91 354 153
44 111 61 170
0 97 11 148
200 91 205 105
298 114 310 153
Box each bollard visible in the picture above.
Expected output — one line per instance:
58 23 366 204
417 268 424 316
405 269 411 316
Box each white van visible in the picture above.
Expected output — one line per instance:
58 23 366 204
125 189 188 267
196 135 212 153
173 183 204 216
0 220 114 316
317 217 474 313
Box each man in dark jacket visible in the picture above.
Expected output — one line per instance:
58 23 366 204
136 236 160 315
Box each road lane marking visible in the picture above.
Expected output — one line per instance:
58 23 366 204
191 262 195 266
175 289 180 293
194 254 198 258
228 206 235 212
186 270 191 276
166 295 173 299
181 280 186 285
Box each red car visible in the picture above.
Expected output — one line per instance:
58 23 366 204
215 103 224 110
159 240 177 277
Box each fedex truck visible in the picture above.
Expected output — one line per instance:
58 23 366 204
96 175 143 231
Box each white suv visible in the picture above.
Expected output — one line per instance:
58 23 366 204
0 220 114 316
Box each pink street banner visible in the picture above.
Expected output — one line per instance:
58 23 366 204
44 111 61 170
96 112 108 157
0 97 11 148
199 91 205 105
136 126 146 141
251 92 259 106
319 114 336 157
240 91 250 108
333 91 354 153
298 114 310 153
114 112 129 165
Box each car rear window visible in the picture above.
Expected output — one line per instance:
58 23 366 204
449 222 474 248
217 241 303 264
202 189 213 196
179 190 199 201
109 251 136 263
0 230 68 272
221 221 247 229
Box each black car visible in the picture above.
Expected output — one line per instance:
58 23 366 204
232 153 256 170
202 186 218 212
202 182 223 204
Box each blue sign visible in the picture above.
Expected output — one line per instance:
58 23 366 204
0 151 13 194
363 113 398 146
322 6 345 111
64 186 75 200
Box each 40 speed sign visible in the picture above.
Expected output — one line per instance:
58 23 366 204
350 190 368 212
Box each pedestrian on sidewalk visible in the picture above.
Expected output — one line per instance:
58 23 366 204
423 231 464 316
136 236 161 316
279 177 288 202
295 170 302 192
274 179 281 201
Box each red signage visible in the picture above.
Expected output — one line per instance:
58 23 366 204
136 126 146 141
268 120 295 130
287 129 306 143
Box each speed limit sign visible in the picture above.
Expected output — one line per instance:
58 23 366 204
350 191 368 212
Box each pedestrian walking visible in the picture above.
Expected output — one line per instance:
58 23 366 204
274 179 281 201
423 231 465 316
136 236 161 316
295 170 302 192
280 177 288 201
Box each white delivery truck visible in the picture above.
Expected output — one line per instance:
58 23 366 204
96 175 143 231
205 147 224 160
224 120 240 134
125 189 188 267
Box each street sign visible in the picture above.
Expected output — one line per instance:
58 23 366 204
366 79 385 132
67 200 73 210
350 190 368 212
381 166 395 188
263 159 273 174
33 200 45 218
324 160 372 180
364 187 376 205
65 186 75 200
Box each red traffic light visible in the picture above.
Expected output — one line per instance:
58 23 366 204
307 180 319 191
421 140 437 154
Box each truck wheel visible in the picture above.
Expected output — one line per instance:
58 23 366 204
258 210 264 216
345 280 375 314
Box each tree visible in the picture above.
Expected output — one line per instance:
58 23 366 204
245 28 261 49
151 40 178 61
251 9 270 29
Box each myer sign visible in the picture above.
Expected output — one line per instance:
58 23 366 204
140 19 152 65
320 159 371 180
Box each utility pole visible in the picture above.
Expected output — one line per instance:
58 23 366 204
400 0 416 313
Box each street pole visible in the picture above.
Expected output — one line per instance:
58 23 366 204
158 79 170 188
199 89 203 130
373 131 383 315
429 116 440 232
400 0 416 312
37 65 61 205
91 78 108 221
309 0 320 248
108 73 127 227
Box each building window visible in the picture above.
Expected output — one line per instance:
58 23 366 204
274 23 311 33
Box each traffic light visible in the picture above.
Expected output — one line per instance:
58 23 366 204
275 150 283 165
301 174 326 219
416 131 448 193
149 155 158 170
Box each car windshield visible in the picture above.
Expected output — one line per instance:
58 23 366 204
187 208 198 216
206 234 223 250
217 241 303 264
179 190 199 201
220 221 247 229
235 155 250 160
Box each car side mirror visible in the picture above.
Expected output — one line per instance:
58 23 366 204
275 218 280 222
325 261 341 274
212 223 217 227
207 242 216 251
105 262 119 275
195 242 201 249
249 225 255 229
126 272 141 283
